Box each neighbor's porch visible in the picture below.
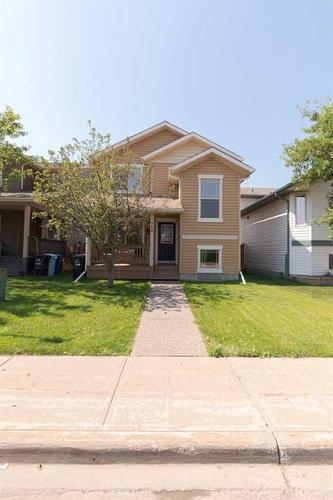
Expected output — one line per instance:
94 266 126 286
0 196 66 276
86 204 182 280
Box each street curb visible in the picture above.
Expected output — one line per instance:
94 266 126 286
276 432 333 464
1 431 332 465
0 431 279 464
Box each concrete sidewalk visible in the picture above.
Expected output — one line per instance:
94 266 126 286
132 283 207 356
0 355 332 464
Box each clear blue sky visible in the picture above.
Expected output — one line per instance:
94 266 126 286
0 0 332 187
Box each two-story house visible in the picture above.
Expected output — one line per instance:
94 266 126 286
87 121 254 281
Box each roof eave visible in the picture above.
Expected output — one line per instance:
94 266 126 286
170 148 254 177
112 121 187 150
142 131 244 162
241 182 295 215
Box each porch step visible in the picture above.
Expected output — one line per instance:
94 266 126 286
153 265 180 281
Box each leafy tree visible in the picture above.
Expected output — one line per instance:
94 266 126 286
34 124 151 287
0 105 33 189
282 101 333 228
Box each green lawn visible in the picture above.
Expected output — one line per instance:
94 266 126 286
184 274 333 357
0 274 150 355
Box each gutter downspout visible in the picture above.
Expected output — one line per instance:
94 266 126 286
274 192 290 277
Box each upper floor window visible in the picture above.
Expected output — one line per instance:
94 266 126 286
198 175 223 222
113 164 143 194
128 165 143 192
295 195 306 225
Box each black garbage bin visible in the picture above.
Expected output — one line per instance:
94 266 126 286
72 254 86 279
34 254 50 276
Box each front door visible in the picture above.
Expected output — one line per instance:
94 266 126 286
158 222 176 262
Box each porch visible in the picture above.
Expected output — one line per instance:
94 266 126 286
0 196 66 276
86 202 182 280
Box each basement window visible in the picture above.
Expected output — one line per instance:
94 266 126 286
197 245 223 273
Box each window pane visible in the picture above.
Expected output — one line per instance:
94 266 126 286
128 167 142 192
200 249 219 268
329 254 333 269
201 199 219 218
296 196 306 225
201 179 219 199
160 224 174 244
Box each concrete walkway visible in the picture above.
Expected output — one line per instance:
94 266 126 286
132 283 207 356
0 355 332 464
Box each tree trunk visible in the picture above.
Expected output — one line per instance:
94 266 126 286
104 255 114 288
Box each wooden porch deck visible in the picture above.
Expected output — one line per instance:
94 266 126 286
86 264 180 281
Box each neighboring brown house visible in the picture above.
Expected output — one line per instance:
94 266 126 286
0 165 66 275
87 121 254 281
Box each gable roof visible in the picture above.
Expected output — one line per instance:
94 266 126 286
112 121 187 150
142 131 243 162
169 148 254 177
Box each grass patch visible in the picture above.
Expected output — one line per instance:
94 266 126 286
183 274 333 357
0 274 150 355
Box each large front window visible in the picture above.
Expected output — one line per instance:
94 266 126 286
198 175 223 221
197 245 223 273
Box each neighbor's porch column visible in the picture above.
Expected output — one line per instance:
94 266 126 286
149 215 154 267
22 204 31 258
85 236 91 269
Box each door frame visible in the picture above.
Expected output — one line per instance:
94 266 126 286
155 218 179 265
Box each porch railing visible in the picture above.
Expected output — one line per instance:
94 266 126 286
28 237 67 256
91 244 150 266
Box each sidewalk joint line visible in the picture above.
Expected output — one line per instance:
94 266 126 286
102 357 128 427
226 357 280 464
0 356 13 369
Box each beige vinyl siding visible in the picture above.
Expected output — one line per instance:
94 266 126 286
124 129 182 159
178 158 241 275
181 238 239 274
151 140 212 198
154 139 209 164
152 162 178 198
242 198 288 274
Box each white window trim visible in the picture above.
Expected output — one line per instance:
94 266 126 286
197 244 223 273
198 174 223 222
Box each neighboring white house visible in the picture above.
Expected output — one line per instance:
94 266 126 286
241 182 333 277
